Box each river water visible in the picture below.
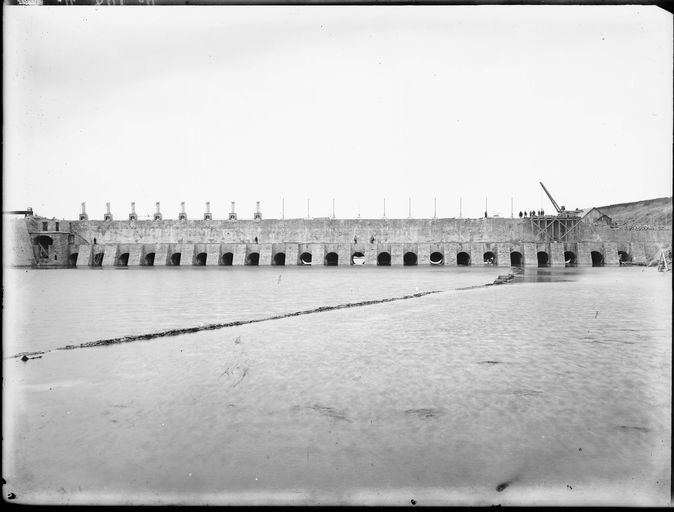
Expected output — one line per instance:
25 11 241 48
2 266 671 505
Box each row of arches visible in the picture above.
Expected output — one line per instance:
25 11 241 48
79 249 608 267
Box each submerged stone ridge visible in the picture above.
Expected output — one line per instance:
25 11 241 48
10 290 442 359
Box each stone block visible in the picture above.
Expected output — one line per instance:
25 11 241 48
576 242 593 266
417 244 430 265
364 245 377 265
127 244 143 266
470 243 484 266
206 243 221 266
550 243 565 267
102 244 118 266
76 245 92 267
444 243 458 266
178 244 196 265
497 243 511 267
338 244 351 266
153 244 169 266
310 243 325 266
391 243 404 265
285 243 299 266
259 243 273 266
630 243 646 264
232 244 247 266
523 243 538 266
603 242 619 266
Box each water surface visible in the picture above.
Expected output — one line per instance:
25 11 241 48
2 266 671 505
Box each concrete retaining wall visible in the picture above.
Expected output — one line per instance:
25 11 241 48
6 216 671 268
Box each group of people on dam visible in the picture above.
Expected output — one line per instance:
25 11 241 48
518 209 545 218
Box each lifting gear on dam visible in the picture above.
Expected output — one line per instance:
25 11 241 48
539 182 583 218
531 182 583 242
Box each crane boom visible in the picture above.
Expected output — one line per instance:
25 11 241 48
539 182 561 213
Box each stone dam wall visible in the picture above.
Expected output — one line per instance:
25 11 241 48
7 216 672 268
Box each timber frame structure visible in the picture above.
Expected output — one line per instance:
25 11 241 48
529 216 583 243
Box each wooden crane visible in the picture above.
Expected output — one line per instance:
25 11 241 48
539 182 582 217
529 182 584 242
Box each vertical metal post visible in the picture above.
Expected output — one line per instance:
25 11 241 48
383 198 386 219
307 198 310 219
434 197 437 219
459 197 462 218
282 198 285 220
332 198 335 219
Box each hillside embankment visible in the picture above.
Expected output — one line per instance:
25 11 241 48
594 196 672 230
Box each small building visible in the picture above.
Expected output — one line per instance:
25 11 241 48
581 207 612 226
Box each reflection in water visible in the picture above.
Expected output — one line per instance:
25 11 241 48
3 267 671 505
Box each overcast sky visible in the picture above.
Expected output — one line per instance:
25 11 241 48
4 5 672 220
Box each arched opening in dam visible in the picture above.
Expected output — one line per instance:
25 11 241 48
273 253 286 266
68 253 78 267
403 252 418 266
325 252 339 266
537 251 549 267
170 253 182 266
300 252 312 265
352 252 365 265
195 252 207 266
246 252 260 266
118 253 130 267
221 253 233 266
483 251 496 265
457 252 471 266
430 252 444 265
618 250 631 263
591 251 604 267
510 251 523 266
564 251 577 266
144 253 155 266
377 252 391 266
34 235 53 255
